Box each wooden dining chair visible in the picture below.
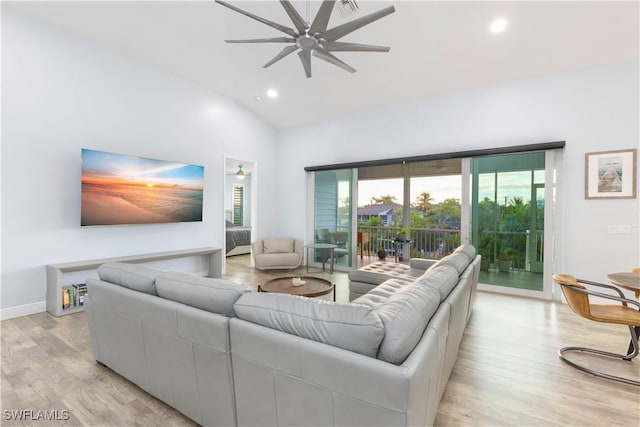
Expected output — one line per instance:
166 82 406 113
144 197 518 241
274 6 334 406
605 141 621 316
552 273 640 386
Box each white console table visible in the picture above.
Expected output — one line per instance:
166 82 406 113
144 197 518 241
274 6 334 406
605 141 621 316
46 247 222 317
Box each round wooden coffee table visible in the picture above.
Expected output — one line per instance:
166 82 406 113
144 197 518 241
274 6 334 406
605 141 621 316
258 276 335 301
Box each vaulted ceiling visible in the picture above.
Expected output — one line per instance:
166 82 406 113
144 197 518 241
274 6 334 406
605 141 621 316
5 1 639 129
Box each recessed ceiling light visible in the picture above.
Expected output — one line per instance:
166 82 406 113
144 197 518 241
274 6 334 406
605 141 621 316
490 18 508 34
266 89 278 99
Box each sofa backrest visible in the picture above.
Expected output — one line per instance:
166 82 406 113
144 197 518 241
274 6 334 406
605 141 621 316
454 244 477 260
233 292 385 358
97 262 250 317
155 271 250 317
262 238 294 254
372 282 441 364
430 252 471 275
97 262 159 295
415 264 460 302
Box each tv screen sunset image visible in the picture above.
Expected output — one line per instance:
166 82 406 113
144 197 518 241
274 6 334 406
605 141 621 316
81 149 204 226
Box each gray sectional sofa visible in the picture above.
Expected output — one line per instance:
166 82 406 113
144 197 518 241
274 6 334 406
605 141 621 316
85 244 480 427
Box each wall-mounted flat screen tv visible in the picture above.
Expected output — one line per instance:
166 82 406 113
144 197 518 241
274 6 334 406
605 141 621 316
81 149 204 226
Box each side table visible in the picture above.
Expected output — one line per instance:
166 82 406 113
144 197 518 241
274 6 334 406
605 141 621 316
305 243 337 274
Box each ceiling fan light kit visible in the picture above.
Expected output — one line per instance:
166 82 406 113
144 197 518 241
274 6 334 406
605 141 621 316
236 165 245 179
215 0 395 78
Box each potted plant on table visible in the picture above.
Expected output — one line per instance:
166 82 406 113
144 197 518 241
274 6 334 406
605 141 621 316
479 235 494 271
395 227 410 242
498 247 517 273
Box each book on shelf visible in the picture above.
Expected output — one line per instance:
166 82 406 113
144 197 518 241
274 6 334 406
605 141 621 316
61 283 87 310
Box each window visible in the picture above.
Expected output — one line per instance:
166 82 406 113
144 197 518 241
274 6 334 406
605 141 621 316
233 186 243 226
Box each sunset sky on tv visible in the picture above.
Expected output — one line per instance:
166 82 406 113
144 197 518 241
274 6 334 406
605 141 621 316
81 149 204 189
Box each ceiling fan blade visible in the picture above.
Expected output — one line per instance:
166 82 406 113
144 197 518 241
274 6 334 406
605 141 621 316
279 0 308 34
323 5 395 42
263 45 299 68
309 0 336 34
322 41 390 52
312 48 356 73
215 0 297 38
298 50 312 78
225 37 296 44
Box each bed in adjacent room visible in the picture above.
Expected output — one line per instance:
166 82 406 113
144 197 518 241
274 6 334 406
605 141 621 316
225 220 252 256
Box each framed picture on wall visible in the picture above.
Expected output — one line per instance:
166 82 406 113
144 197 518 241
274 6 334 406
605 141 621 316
585 149 637 199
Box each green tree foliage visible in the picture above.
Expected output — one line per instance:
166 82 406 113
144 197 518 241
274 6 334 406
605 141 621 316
363 216 383 227
431 198 461 229
370 194 397 205
413 192 433 214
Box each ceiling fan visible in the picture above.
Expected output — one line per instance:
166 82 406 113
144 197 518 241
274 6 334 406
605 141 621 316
215 0 396 78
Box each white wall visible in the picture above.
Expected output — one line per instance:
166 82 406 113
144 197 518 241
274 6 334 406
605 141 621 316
277 59 640 285
1 10 278 317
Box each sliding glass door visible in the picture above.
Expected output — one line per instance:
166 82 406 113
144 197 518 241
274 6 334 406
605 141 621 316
471 152 547 293
312 169 354 269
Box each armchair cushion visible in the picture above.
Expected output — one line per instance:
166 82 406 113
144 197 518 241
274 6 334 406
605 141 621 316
263 238 294 254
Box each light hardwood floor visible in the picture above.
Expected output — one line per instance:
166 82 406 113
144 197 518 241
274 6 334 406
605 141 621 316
2 255 638 426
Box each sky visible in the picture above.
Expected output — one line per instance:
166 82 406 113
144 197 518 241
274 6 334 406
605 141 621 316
358 175 462 207
81 149 204 188
358 172 543 207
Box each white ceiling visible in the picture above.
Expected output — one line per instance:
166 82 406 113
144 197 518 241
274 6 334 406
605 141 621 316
5 1 639 129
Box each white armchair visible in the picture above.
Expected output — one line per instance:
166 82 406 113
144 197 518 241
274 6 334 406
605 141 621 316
252 238 304 270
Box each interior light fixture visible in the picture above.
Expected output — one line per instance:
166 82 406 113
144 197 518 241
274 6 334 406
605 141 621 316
490 18 508 34
266 89 278 99
236 164 245 179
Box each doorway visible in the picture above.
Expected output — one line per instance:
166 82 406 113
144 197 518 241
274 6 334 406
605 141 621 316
224 158 256 264
471 152 546 293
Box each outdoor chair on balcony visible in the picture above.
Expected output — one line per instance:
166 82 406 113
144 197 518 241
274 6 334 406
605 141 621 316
552 273 640 386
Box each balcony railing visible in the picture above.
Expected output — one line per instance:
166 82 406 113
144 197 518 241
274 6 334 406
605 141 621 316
357 226 461 259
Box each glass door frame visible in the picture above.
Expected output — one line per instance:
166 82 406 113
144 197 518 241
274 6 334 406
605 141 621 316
306 168 358 273
472 150 560 300
305 150 562 301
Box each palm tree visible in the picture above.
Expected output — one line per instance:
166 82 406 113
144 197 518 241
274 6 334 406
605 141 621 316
414 192 433 215
370 194 397 205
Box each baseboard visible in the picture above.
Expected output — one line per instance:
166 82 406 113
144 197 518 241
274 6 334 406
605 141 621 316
1 301 46 321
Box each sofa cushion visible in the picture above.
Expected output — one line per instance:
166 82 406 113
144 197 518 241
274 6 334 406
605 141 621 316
365 279 407 300
263 238 294 254
348 262 423 286
97 262 159 295
433 253 470 275
254 253 301 268
155 272 250 317
234 293 384 358
454 244 476 260
373 282 441 365
415 264 460 302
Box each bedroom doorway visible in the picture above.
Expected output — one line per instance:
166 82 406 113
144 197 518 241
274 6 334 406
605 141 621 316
224 158 256 264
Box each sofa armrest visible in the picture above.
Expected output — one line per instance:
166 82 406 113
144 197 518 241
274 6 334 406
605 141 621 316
251 240 264 255
409 258 437 271
293 239 304 256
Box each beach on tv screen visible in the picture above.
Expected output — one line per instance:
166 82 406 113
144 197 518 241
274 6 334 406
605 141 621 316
81 149 204 226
